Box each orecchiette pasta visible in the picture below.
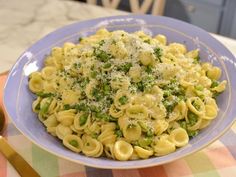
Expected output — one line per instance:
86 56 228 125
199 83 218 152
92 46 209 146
169 128 189 147
113 140 133 161
29 29 227 160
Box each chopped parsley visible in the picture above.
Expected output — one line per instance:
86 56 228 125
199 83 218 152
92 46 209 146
145 65 152 73
194 55 200 63
75 103 89 112
154 47 162 62
115 130 123 137
117 62 132 73
94 49 111 62
78 37 83 42
144 39 151 44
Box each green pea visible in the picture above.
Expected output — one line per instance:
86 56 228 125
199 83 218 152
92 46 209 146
146 129 154 137
40 101 50 115
211 80 219 88
138 137 152 147
187 111 198 126
103 63 112 69
90 71 97 78
36 92 54 98
79 114 88 126
195 85 204 91
69 140 78 147
118 96 128 105
63 104 71 110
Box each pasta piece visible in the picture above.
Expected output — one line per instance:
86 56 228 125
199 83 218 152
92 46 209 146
168 43 187 55
150 104 167 119
63 135 83 153
114 90 131 110
203 105 218 120
113 140 133 161
47 98 61 115
109 104 124 118
109 41 128 59
138 50 155 66
126 105 148 119
47 127 57 136
198 76 212 88
56 109 76 126
132 94 156 108
180 72 200 87
154 34 167 45
149 85 164 103
186 97 205 116
110 76 130 90
32 97 41 113
29 74 44 93
118 116 129 130
169 128 189 147
56 124 73 140
61 90 80 105
43 81 56 93
134 146 153 159
84 121 101 136
211 80 227 93
153 138 176 156
74 112 91 131
104 144 115 159
129 64 142 83
186 49 199 59
82 135 103 157
41 66 56 80
123 123 142 141
207 66 222 80
98 123 116 145
129 149 140 160
153 119 169 135
85 80 97 99
43 114 58 128
199 119 212 129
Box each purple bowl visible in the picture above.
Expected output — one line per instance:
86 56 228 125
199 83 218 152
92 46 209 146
3 15 236 169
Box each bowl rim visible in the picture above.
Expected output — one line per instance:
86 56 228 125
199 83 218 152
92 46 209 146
3 14 236 169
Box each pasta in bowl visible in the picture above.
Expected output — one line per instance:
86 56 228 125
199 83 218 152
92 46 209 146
29 28 226 161
4 15 236 168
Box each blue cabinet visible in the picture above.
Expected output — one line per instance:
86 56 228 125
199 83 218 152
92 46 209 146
179 0 222 33
164 0 236 39
219 0 236 39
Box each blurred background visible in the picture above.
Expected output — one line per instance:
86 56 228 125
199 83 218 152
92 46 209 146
0 0 236 72
77 0 236 39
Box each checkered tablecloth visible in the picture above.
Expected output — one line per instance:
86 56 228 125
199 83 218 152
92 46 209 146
1 74 236 177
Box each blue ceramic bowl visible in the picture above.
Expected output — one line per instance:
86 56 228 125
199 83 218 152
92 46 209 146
3 15 236 169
